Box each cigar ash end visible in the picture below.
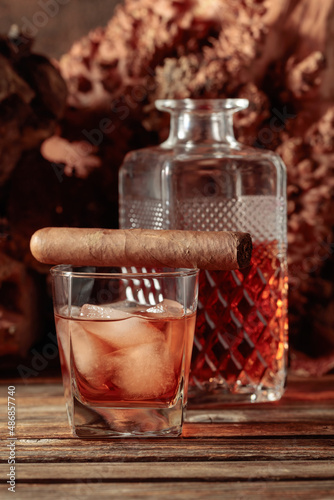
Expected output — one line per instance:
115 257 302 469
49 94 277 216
236 233 253 269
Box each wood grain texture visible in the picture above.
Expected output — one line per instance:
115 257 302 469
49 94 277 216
2 481 334 500
4 461 334 481
10 421 334 439
10 437 334 463
0 376 334 499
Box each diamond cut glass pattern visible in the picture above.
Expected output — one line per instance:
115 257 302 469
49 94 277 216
189 241 287 402
121 198 164 230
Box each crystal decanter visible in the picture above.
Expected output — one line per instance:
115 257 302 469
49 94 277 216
119 99 288 409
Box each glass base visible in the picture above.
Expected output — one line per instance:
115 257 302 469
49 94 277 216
70 396 183 438
185 383 285 422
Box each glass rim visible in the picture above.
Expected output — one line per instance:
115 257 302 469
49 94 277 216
155 98 249 113
50 264 199 279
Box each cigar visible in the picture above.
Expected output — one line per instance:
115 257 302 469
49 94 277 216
30 227 252 271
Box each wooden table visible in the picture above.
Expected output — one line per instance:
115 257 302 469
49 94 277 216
1 376 334 499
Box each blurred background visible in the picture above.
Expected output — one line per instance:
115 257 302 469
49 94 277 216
0 0 120 58
0 0 333 380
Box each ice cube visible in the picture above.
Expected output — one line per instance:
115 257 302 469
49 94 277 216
108 341 176 399
146 300 188 370
70 320 111 389
80 303 131 320
146 299 184 318
79 306 163 350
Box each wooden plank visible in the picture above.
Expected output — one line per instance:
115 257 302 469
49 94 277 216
1 378 334 441
2 480 334 500
183 422 334 437
7 392 333 410
10 421 334 439
9 404 334 429
185 406 334 423
3 461 333 481
2 379 333 402
6 437 334 463
1 377 333 407
2 388 334 430
1 378 333 499
12 403 334 421
1 374 333 399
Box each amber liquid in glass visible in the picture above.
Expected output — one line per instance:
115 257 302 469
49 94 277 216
188 241 287 403
55 310 196 408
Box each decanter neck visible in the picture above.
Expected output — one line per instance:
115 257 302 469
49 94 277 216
155 99 248 148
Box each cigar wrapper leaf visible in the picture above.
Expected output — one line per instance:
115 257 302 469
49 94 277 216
30 228 252 271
